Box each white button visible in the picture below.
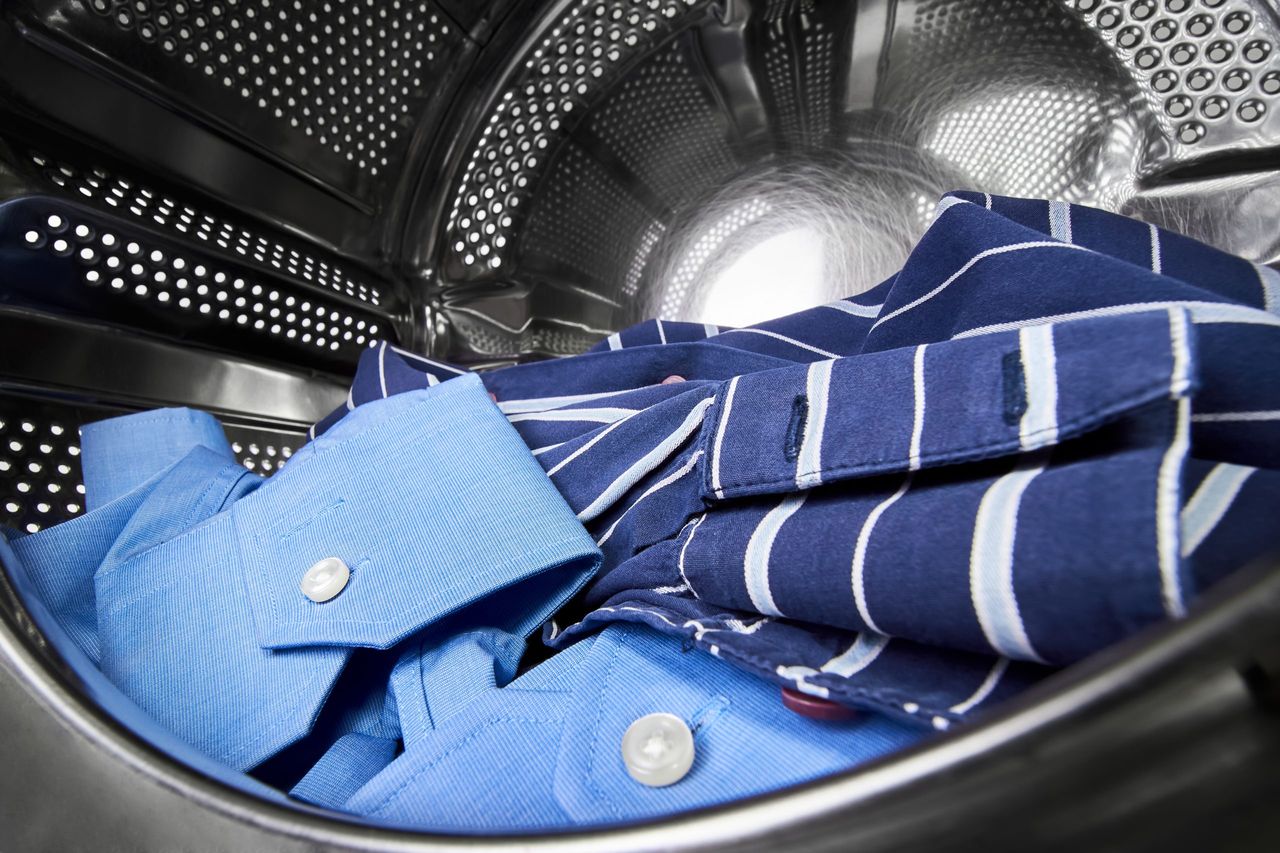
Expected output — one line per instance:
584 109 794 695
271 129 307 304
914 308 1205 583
621 713 694 787
300 557 350 603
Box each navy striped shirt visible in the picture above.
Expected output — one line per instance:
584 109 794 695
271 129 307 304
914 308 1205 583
315 192 1280 730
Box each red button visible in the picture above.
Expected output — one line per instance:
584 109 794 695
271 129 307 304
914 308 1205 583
781 688 858 721
661 375 686 385
488 392 498 403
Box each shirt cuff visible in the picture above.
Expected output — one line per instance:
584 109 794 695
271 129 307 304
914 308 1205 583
80 407 235 510
701 309 1197 501
235 373 601 650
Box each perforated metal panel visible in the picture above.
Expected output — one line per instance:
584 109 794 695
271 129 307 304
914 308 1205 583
1065 0 1280 162
9 0 464 202
22 149 387 308
885 0 1141 202
762 16 804 140
0 397 88 535
0 392 303 534
1 195 387 367
755 1 840 146
654 195 770 318
442 0 713 279
447 307 605 358
522 141 660 288
799 9 835 142
587 38 737 207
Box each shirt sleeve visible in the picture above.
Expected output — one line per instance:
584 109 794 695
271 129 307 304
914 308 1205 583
79 406 235 510
53 373 599 770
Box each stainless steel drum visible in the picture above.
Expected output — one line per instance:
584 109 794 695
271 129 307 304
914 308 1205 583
1 1 1279 850
421 0 1280 359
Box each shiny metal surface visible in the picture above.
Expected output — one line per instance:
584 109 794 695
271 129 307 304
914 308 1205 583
0 307 345 533
423 0 1280 359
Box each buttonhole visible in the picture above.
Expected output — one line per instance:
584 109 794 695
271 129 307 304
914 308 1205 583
690 695 730 740
784 395 809 462
279 497 346 541
1002 351 1027 426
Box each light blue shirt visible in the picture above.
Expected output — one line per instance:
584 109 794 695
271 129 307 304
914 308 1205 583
9 374 602 771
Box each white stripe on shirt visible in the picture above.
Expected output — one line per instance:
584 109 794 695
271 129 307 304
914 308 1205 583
1049 200 1073 243
607 332 623 351
596 450 704 547
743 493 807 617
576 397 716 521
776 665 830 699
872 242 1090 331
1191 410 1280 423
1168 307 1193 398
851 475 911 634
1149 223 1163 275
820 632 889 677
1019 324 1059 449
545 412 636 477
933 195 970 219
1181 463 1257 557
852 349 927 630
531 442 565 457
909 345 927 470
823 300 884 319
499 388 643 414
710 375 740 499
1157 397 1191 618
655 318 667 345
948 657 1011 715
953 300 1280 339
678 514 707 594
715 328 839 359
970 454 1048 663
795 359 834 489
703 323 720 338
377 342 389 398
1256 262 1280 315
507 407 636 424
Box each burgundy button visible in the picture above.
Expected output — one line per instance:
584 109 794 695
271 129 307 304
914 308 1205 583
781 688 858 721
488 392 498 403
661 375 686 385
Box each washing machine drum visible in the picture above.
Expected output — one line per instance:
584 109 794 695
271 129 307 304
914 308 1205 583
0 0 1279 850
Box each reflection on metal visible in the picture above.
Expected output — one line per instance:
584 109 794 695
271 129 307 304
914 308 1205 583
431 0 1280 360
1124 169 1280 266
641 139 965 323
1064 0 1280 165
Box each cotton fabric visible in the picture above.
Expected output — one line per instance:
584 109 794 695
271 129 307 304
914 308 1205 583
4 192 1278 832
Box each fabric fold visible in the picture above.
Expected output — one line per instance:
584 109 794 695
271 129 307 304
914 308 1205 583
235 375 601 650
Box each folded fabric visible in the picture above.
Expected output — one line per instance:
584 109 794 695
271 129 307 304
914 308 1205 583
321 192 1280 730
339 622 919 831
5 191 1279 834
8 374 602 769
